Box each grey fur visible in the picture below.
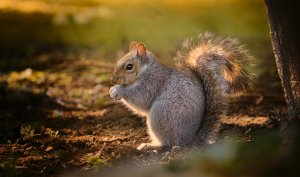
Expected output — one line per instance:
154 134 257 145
110 33 254 147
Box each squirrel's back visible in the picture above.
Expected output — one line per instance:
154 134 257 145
175 33 254 144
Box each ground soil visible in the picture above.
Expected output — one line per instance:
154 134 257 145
0 55 286 177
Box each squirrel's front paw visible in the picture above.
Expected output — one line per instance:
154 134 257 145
109 85 123 100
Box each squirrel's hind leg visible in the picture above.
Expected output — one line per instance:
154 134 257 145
148 101 199 147
146 118 163 146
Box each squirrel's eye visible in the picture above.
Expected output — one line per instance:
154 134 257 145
125 63 134 70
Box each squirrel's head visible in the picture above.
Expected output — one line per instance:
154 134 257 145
111 42 149 86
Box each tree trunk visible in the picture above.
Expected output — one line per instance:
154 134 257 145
264 0 300 120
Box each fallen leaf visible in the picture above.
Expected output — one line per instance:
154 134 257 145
45 146 54 152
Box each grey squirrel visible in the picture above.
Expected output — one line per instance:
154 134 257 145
109 33 254 149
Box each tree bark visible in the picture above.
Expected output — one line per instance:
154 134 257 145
264 0 300 120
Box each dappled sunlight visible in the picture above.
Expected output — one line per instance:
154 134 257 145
221 116 269 127
1 59 113 109
0 0 110 15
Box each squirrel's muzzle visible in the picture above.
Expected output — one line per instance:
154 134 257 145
111 76 128 86
110 76 117 85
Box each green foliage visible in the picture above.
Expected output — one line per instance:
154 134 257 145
20 124 36 137
87 155 111 168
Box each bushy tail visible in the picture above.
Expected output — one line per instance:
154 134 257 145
175 33 255 144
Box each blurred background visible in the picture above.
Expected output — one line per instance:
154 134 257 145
0 0 270 61
1 1 287 177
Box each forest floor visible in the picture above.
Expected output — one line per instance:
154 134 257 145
0 54 286 177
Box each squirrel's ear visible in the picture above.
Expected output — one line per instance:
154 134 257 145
137 43 146 56
129 42 138 52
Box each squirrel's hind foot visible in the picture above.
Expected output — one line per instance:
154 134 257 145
136 143 170 152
